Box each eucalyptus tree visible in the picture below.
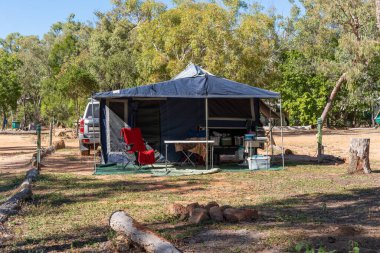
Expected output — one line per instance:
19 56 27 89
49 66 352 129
41 15 97 126
281 0 379 125
13 35 49 125
134 1 278 88
376 0 380 30
297 0 379 123
88 0 166 90
0 49 21 124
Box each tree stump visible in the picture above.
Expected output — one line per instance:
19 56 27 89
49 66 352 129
348 138 371 174
109 211 181 253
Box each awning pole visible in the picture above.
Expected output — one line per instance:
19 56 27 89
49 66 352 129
205 98 209 170
91 96 96 173
279 98 285 169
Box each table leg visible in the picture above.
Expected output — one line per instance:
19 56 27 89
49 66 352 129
211 145 214 169
165 143 168 171
181 151 195 167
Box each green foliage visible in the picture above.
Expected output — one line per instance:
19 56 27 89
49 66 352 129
134 2 277 88
0 49 21 113
279 51 329 125
1 0 380 127
57 64 97 118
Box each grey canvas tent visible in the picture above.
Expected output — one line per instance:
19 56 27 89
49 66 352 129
93 64 281 168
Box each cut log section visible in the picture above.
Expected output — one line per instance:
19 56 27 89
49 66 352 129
348 138 371 174
109 211 181 253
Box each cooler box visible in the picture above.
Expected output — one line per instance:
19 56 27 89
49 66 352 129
376 115 380 124
12 121 20 129
247 155 271 170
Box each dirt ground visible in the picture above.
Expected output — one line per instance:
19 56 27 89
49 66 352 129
276 128 380 163
41 127 380 175
0 134 36 175
0 127 372 176
1 128 380 252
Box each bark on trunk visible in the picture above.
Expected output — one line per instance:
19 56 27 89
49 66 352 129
376 0 380 31
0 168 39 223
109 211 181 253
321 72 347 123
348 138 371 174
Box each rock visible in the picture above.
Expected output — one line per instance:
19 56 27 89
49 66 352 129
186 202 201 216
188 208 210 224
223 208 258 222
179 213 188 221
57 131 67 137
168 203 188 218
53 139 65 149
327 236 336 243
205 201 219 211
220 205 233 212
336 225 361 236
209 206 224 222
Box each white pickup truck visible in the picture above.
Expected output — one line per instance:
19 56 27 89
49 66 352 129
79 99 100 155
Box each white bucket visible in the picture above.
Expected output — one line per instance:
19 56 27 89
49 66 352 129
247 155 271 170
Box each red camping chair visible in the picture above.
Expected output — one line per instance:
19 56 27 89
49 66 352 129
120 128 155 168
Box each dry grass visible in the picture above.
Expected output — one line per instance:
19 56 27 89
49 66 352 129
1 163 380 252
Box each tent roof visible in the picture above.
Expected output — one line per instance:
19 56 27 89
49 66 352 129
93 64 280 99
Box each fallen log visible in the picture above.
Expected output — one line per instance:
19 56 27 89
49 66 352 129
31 143 61 167
0 168 39 223
348 138 371 174
109 211 181 253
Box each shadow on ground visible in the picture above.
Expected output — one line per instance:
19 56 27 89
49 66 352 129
154 187 380 252
272 154 345 166
31 174 210 207
2 225 110 252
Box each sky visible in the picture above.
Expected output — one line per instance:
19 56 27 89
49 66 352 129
0 0 292 39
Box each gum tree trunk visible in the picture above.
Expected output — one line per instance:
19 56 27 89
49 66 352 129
348 138 371 174
376 0 380 31
320 72 347 123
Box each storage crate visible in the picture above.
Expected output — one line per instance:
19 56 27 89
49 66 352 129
247 155 271 170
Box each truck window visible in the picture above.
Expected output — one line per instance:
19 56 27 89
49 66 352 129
85 104 100 118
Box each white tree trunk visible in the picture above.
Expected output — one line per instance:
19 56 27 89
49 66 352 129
109 211 181 253
376 0 380 31
348 138 371 174
320 72 347 123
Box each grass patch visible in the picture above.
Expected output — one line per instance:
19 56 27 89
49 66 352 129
0 173 24 201
2 164 380 252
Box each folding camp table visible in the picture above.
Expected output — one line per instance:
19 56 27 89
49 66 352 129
164 140 215 170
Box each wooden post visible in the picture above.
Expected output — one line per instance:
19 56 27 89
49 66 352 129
36 124 41 170
317 117 323 162
109 211 181 253
348 138 371 174
49 122 53 147
269 121 274 157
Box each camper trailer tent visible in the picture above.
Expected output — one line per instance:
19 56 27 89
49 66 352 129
93 65 280 166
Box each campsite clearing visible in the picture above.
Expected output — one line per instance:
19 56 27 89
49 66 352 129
1 128 380 252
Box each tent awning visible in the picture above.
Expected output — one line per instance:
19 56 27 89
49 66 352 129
93 64 279 100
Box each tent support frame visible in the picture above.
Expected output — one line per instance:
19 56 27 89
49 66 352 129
279 98 285 169
205 98 209 170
